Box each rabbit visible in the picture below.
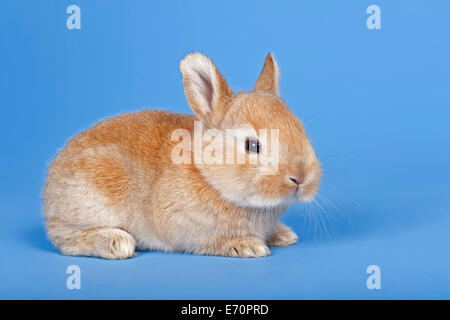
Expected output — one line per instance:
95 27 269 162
43 53 321 259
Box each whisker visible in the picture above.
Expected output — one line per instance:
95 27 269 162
321 167 353 179
312 198 332 240
319 149 354 163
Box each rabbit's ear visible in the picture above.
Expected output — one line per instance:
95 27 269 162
180 53 234 127
254 53 280 95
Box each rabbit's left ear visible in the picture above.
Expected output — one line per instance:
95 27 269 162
254 53 280 95
180 53 234 127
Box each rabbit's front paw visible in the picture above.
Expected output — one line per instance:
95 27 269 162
225 237 271 258
267 224 298 247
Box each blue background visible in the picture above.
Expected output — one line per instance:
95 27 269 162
1 0 449 299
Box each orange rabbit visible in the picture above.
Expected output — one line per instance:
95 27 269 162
43 53 321 259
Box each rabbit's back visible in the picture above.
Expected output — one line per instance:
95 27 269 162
49 110 194 176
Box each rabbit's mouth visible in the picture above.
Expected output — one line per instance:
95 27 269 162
296 183 320 203
286 172 318 203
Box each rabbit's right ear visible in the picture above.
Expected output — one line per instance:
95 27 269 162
180 53 234 127
254 53 280 95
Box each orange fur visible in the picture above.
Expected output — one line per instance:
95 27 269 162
43 53 321 259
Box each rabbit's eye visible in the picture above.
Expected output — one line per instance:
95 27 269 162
245 138 260 153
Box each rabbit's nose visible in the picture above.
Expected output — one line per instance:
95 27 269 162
289 176 302 185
